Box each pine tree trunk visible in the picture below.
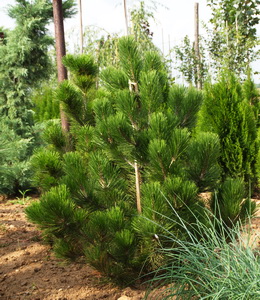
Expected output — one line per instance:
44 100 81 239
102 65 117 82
52 0 70 131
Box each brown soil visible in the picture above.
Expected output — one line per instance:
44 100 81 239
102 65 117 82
0 197 146 300
1 197 259 300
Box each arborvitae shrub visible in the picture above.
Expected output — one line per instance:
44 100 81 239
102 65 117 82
211 177 256 229
242 72 260 127
198 71 258 183
257 129 260 187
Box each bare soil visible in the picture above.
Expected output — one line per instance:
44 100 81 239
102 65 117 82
0 197 146 300
0 197 259 300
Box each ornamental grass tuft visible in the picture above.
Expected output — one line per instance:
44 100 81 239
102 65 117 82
145 199 260 300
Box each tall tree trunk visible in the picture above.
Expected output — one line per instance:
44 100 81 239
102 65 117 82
52 0 69 131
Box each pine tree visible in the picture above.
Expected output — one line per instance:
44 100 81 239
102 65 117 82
26 37 224 283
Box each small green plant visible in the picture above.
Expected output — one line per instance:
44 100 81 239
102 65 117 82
10 189 32 205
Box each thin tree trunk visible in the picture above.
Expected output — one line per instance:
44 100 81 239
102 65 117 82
78 0 83 54
194 2 202 89
52 0 69 131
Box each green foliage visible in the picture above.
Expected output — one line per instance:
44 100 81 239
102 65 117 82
0 126 33 195
168 85 203 129
211 177 256 229
242 72 260 127
147 128 191 181
26 184 89 258
32 84 60 122
130 1 157 51
67 1 157 71
63 54 98 77
174 0 259 83
206 0 260 76
186 132 221 191
56 81 87 125
118 36 143 83
43 121 68 153
56 54 98 126
0 0 76 195
101 67 129 91
174 35 208 87
31 149 63 192
145 206 260 300
27 38 254 285
198 71 258 183
26 185 77 237
60 151 95 209
8 0 77 24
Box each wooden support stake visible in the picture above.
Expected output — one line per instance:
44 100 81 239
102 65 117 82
135 161 142 214
123 0 129 35
194 2 202 89
129 80 141 214
78 0 84 54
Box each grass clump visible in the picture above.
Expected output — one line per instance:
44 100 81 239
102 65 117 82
145 200 260 300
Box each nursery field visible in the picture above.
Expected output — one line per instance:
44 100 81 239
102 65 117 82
0 197 146 300
0 1 259 299
0 196 259 300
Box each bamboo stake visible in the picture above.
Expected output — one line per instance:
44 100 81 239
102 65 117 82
123 0 129 35
162 28 165 55
194 2 202 89
78 0 83 54
129 80 142 214
135 161 142 214
126 6 141 214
